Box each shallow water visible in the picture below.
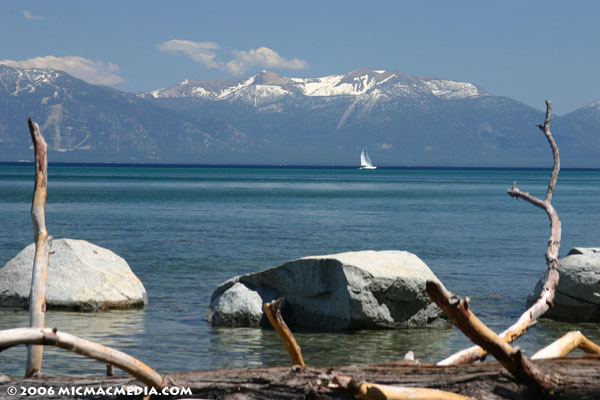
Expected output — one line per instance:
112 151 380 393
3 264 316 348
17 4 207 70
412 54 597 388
0 165 599 376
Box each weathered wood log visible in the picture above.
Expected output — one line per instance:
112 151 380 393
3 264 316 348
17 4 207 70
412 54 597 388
26 118 54 377
0 327 163 389
426 281 561 396
532 330 600 360
439 100 562 366
264 297 305 368
2 357 600 399
332 375 470 399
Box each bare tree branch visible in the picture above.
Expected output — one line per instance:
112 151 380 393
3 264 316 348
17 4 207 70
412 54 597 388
1 327 163 388
536 100 560 203
26 118 53 377
439 100 561 366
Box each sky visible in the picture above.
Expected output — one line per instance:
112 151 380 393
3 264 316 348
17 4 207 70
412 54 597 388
1 0 599 115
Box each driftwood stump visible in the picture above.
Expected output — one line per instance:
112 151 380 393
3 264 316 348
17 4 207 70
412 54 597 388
26 119 53 377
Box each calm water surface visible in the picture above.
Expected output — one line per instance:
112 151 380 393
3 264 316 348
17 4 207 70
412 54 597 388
0 165 599 376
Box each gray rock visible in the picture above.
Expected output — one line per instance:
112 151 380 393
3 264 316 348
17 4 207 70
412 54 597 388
207 282 264 327
208 250 446 330
0 238 148 311
568 247 600 256
526 247 600 322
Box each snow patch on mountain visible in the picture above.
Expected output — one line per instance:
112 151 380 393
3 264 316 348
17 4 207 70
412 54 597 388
148 89 163 98
0 66 62 96
422 79 482 99
337 99 357 129
217 76 256 99
357 88 386 118
293 74 345 96
293 73 387 97
583 100 600 110
192 87 210 97
222 84 291 106
377 74 396 86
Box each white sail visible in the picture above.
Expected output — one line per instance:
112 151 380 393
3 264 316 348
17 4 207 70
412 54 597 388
359 148 376 170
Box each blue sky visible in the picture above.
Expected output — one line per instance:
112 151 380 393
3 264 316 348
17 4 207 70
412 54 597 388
1 0 598 115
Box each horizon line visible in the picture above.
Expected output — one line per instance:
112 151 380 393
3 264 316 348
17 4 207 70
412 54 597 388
1 161 599 172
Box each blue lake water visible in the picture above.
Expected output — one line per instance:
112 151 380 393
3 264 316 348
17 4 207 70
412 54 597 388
1 165 599 376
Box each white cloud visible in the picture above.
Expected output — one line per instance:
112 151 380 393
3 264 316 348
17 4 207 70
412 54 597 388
158 40 308 76
0 56 124 85
158 40 222 69
23 10 44 20
224 46 308 75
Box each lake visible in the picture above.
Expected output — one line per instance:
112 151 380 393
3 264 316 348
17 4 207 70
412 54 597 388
1 165 599 376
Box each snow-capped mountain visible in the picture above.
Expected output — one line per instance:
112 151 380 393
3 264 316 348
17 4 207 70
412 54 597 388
142 68 487 104
138 69 598 166
1 64 599 166
564 100 600 122
0 64 246 163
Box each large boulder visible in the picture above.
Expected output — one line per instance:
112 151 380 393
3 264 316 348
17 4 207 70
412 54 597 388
207 250 446 330
526 247 600 322
0 238 148 311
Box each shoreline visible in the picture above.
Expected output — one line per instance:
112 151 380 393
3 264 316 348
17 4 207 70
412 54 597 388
2 356 599 399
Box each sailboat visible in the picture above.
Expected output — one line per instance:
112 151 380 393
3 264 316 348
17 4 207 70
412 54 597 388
359 148 377 170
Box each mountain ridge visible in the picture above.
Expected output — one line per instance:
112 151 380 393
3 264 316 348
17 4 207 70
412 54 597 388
1 64 599 167
141 68 488 102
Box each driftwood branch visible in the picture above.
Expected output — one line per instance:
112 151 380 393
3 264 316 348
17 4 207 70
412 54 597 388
0 327 163 388
532 330 600 360
26 118 54 377
263 298 305 368
439 100 562 366
426 281 561 395
332 375 470 400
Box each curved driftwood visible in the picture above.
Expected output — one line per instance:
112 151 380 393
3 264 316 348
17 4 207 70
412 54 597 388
26 118 54 377
532 330 600 360
264 298 305 367
332 375 470 400
0 327 163 388
439 100 561 366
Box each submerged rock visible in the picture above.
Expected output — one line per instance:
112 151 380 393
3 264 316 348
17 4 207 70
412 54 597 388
526 247 600 322
0 238 148 311
207 250 446 330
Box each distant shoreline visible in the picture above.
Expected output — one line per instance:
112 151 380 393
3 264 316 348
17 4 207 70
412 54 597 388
1 161 599 172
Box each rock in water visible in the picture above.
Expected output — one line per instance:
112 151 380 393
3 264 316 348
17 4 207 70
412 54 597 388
0 238 148 311
208 282 264 327
208 250 446 330
526 247 600 322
